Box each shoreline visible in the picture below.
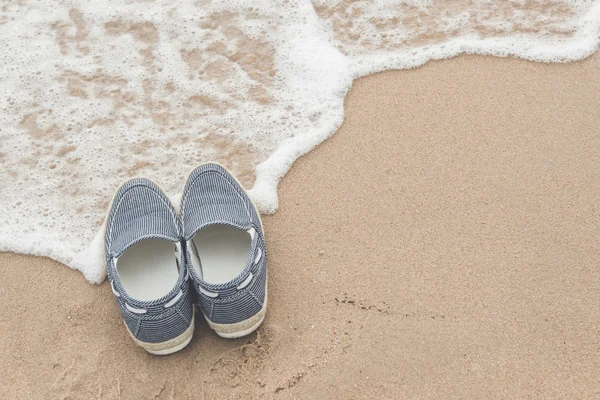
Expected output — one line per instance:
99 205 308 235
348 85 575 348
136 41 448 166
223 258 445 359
2 53 600 398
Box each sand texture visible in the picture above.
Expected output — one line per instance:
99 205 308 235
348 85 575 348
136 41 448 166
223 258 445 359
1 53 600 399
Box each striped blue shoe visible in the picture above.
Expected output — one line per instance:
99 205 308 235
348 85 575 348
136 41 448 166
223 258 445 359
105 178 194 355
180 163 267 338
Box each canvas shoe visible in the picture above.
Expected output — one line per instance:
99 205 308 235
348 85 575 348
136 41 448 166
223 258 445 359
104 178 194 355
180 163 267 338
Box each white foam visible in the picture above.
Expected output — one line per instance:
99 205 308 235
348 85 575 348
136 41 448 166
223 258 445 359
0 0 599 283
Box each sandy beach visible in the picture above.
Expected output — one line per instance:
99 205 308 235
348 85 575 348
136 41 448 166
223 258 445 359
2 53 600 398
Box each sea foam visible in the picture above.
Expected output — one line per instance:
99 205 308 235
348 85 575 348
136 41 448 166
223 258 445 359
0 0 599 283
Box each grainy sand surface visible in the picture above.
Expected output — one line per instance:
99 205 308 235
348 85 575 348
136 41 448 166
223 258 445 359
1 54 600 399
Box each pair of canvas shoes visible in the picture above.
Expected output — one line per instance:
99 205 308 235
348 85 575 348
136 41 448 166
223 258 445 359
104 163 267 355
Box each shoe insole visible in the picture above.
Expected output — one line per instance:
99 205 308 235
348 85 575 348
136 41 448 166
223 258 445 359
116 239 179 301
190 225 251 284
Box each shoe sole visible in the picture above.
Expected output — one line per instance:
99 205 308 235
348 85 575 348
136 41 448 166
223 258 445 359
204 283 268 338
125 309 195 355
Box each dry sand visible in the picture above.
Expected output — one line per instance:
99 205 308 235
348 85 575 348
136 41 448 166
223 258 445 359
2 53 600 399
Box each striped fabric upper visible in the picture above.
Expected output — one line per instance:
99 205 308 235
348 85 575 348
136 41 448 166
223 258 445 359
105 178 193 344
180 164 260 239
181 163 267 325
105 179 180 259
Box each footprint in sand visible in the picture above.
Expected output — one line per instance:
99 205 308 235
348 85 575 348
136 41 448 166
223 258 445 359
201 326 277 397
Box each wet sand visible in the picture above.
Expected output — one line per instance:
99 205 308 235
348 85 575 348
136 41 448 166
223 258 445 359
1 53 600 399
